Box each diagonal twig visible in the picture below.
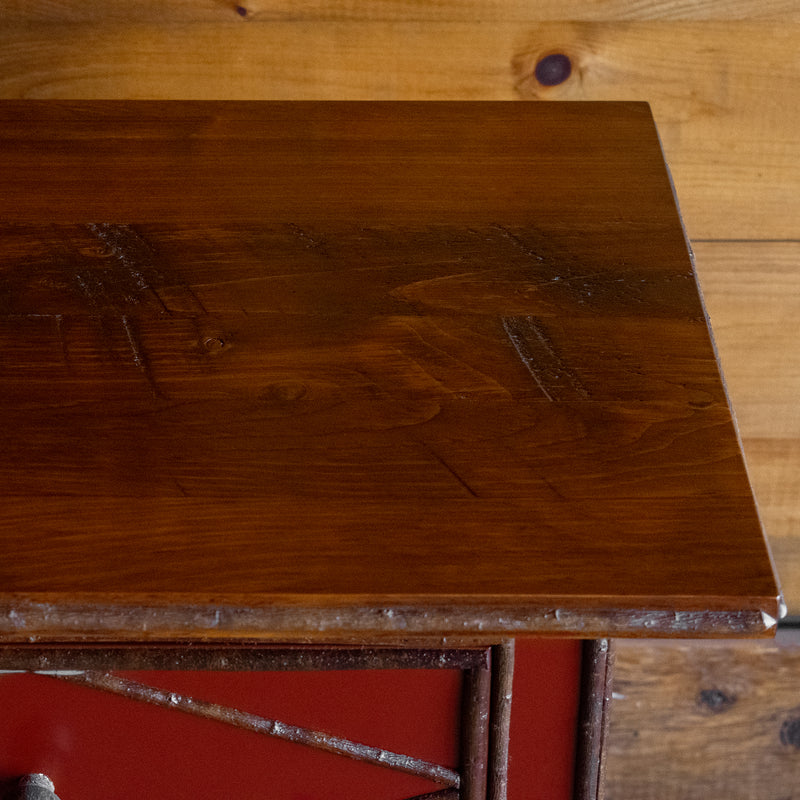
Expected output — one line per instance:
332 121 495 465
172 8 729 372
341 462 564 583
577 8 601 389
46 671 460 788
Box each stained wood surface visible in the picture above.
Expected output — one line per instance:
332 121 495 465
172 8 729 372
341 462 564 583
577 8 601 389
0 101 683 225
0 101 779 641
0 20 797 239
605 628 800 800
1 2 796 609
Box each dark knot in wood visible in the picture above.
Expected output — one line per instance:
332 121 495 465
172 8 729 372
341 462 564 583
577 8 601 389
780 715 800 749
202 336 226 353
260 381 309 405
697 688 736 713
534 54 572 87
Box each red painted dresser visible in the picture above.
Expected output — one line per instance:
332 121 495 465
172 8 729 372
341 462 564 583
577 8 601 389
0 102 781 800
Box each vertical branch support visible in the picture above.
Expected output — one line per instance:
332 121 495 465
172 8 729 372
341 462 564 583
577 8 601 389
460 660 491 800
574 639 615 800
488 640 515 800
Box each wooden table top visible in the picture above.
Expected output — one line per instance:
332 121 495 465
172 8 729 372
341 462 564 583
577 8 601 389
0 101 781 642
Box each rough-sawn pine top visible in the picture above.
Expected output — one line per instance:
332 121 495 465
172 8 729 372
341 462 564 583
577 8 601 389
0 101 781 641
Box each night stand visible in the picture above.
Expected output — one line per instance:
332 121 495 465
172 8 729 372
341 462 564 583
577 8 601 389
0 101 780 800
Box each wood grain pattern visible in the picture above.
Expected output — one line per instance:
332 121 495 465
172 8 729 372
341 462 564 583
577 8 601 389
605 629 800 800
0 101 681 226
0 22 796 238
743 441 800 618
3 0 798 22
694 242 800 441
694 242 800 615
511 23 799 241
0 102 779 640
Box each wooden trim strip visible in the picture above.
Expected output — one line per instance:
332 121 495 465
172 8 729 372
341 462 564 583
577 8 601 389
488 640 515 800
47 671 461 788
573 640 615 800
0 644 489 672
0 600 777 641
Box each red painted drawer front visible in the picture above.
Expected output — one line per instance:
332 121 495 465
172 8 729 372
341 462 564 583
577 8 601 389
0 641 580 800
508 640 582 800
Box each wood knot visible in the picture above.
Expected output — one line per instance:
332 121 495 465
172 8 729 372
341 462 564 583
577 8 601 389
260 381 308 405
202 336 226 353
512 42 582 99
534 53 572 86
780 715 800 749
697 688 736 713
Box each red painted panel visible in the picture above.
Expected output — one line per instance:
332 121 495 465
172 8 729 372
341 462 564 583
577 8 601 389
508 639 582 800
0 641 581 800
0 669 459 800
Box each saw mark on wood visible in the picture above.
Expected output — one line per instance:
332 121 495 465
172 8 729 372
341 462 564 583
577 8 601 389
87 224 215 315
501 316 589 401
87 224 150 280
425 446 479 498
501 316 553 401
288 223 330 258
184 284 208 314
53 313 68 365
121 315 163 398
393 318 514 399
491 225 545 262
80 224 164 310
89 314 122 364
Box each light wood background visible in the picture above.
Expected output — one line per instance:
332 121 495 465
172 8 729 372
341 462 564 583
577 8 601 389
606 629 800 800
1 1 798 795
